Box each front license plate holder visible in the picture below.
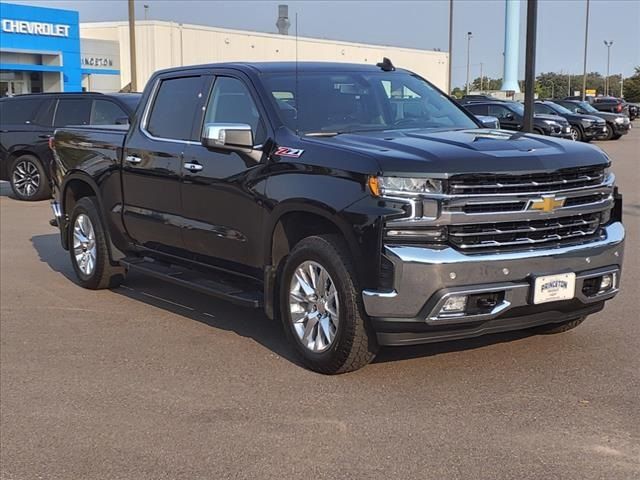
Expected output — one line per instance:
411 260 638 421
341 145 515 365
533 273 576 305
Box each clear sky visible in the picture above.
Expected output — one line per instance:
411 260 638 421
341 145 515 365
7 0 640 87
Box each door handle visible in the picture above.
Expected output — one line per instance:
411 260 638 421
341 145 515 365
125 155 142 164
184 162 203 172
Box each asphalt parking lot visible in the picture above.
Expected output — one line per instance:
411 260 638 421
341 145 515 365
1 129 639 480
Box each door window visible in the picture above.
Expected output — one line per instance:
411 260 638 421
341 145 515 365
146 76 203 141
0 98 43 125
488 105 514 120
91 100 127 125
203 77 265 144
465 104 488 116
54 99 92 126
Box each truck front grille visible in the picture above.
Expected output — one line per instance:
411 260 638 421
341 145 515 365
448 166 605 195
383 165 615 253
448 212 603 250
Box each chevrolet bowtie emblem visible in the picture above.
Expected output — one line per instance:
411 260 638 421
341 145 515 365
528 195 566 213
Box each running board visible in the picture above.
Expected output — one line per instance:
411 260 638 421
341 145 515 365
120 257 262 308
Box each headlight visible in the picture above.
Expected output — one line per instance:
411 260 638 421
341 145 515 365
542 120 560 126
369 176 443 196
614 117 625 124
581 119 595 126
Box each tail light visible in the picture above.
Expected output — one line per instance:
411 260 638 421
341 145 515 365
616 104 622 113
48 136 55 150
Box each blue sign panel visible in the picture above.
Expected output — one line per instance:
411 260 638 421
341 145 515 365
0 3 81 91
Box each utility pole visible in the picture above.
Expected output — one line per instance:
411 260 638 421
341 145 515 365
128 0 138 92
581 0 590 100
568 73 571 96
480 62 484 91
144 4 149 20
466 31 472 94
448 0 453 94
523 0 538 133
604 40 613 95
620 75 624 98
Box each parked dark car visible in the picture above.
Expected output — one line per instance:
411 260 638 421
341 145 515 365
459 95 510 104
0 92 141 201
565 95 629 117
534 100 606 142
625 103 638 121
553 99 630 140
464 101 573 138
49 61 624 374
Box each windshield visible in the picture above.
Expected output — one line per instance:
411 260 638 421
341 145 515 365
547 102 573 115
578 101 599 113
263 71 478 134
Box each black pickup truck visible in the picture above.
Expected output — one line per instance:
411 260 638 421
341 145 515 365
51 62 625 374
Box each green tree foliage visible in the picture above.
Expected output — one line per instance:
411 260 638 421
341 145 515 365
622 66 640 102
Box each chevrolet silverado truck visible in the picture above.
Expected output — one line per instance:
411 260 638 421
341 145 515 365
50 61 625 374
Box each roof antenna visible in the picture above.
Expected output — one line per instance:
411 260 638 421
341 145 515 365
295 12 299 136
377 57 395 72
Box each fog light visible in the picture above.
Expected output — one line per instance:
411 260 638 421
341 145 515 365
441 295 468 313
598 273 616 293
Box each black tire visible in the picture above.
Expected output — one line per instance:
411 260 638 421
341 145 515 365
570 126 583 142
9 154 51 201
603 124 614 140
534 316 586 335
611 134 622 140
68 197 124 290
279 235 378 374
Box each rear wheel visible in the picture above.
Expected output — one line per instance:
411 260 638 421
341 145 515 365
279 235 378 374
9 154 50 201
534 317 586 334
69 197 124 290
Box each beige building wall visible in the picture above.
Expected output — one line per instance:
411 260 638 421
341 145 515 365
81 21 448 92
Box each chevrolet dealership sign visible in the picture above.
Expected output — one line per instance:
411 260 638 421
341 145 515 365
1 19 70 37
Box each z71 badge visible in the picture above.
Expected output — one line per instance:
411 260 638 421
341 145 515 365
274 146 304 158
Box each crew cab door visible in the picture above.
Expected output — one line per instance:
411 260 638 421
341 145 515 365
121 73 208 255
181 73 270 276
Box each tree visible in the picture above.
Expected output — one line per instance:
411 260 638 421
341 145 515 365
622 66 640 102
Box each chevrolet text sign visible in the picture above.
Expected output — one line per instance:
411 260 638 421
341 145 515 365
1 19 70 37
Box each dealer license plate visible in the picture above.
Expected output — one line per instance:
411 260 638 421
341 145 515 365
533 273 576 304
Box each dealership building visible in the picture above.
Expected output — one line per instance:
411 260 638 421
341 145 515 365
1 2 448 95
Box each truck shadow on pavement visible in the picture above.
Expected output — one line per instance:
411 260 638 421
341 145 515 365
32 232 544 370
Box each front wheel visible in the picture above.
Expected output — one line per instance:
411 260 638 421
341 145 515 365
69 197 124 290
569 126 582 142
603 124 614 140
279 235 378 374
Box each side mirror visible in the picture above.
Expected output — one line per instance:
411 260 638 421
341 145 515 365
477 115 500 129
115 116 130 125
202 123 253 151
504 113 515 121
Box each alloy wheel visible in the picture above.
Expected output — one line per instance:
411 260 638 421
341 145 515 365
570 127 579 141
73 214 97 276
11 160 40 197
289 260 340 353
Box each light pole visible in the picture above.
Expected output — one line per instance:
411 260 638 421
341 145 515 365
581 0 590 100
604 40 613 95
128 0 137 92
620 75 624 98
466 31 472 94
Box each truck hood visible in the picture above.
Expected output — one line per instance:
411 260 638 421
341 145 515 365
305 128 608 176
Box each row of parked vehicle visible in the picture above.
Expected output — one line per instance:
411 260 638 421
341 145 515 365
459 94 634 143
0 89 635 203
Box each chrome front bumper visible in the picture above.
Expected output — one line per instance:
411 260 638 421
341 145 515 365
363 222 625 323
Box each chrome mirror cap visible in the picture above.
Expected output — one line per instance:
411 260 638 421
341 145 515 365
202 123 253 150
